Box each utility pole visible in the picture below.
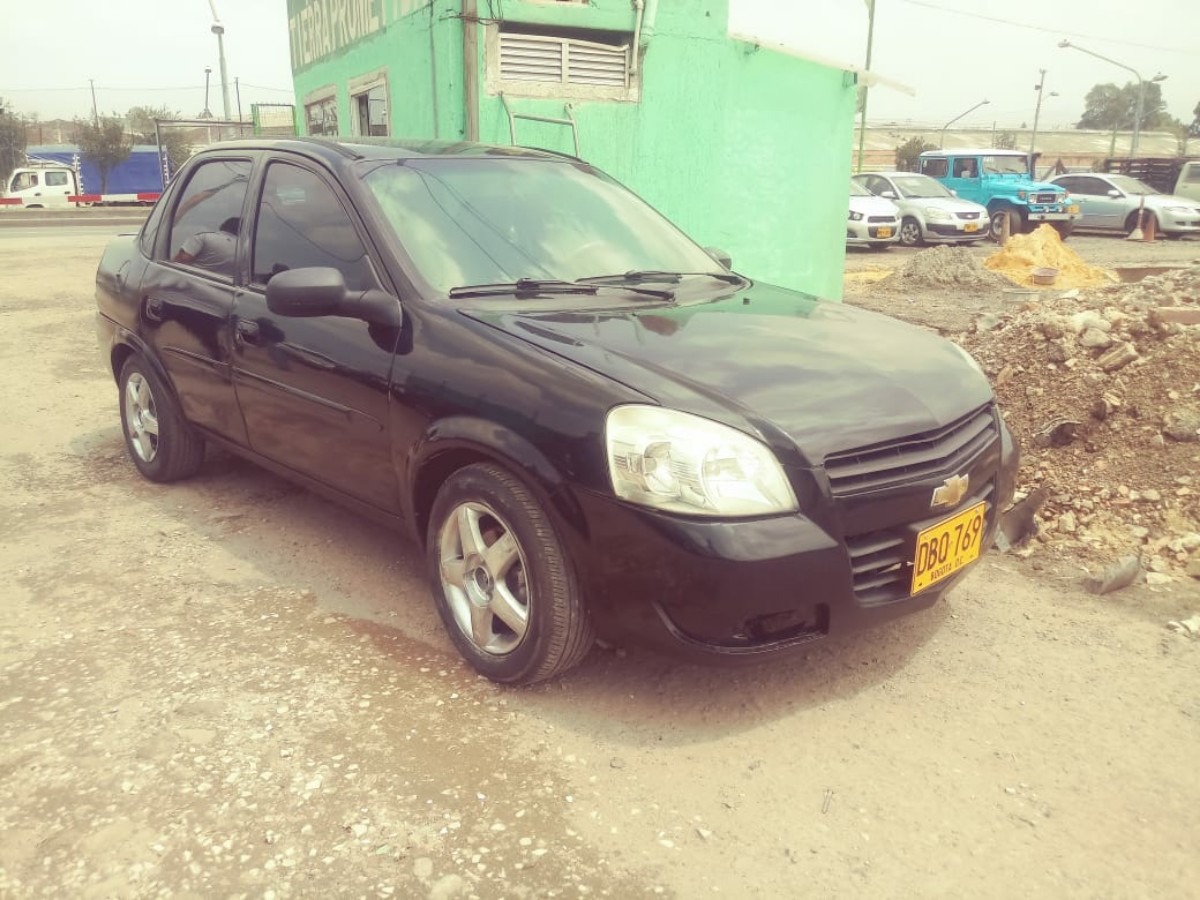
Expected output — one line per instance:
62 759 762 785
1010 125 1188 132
89 79 99 126
855 0 877 174
208 0 232 120
1029 69 1047 155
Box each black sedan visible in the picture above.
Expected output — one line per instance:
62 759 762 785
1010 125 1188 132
95 138 1019 684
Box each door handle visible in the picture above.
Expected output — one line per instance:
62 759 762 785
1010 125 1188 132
235 319 261 345
145 296 164 322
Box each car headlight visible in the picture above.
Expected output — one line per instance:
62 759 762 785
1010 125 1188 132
924 207 952 221
606 406 798 517
848 210 864 221
1017 191 1027 200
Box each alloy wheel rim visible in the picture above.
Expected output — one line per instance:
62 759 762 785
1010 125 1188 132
437 501 530 655
123 373 159 463
900 221 920 245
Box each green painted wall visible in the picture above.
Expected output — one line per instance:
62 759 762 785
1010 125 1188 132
286 0 856 300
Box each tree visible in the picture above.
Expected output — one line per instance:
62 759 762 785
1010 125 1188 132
894 136 936 172
126 105 191 174
75 115 132 193
0 97 27 186
1076 80 1170 132
994 130 1018 150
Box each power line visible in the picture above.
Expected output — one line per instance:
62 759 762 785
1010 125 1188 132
897 0 1194 54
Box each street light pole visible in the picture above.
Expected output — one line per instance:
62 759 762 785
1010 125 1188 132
1057 40 1166 157
208 0 232 121
1030 69 1047 155
940 99 990 149
855 0 877 174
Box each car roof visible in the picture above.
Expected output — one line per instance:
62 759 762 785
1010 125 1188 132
919 149 1028 158
191 137 576 164
854 171 934 178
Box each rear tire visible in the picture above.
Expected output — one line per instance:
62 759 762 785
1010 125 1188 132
426 463 595 684
118 356 205 483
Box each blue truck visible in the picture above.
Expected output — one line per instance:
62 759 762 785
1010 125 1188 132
3 145 165 207
918 148 1080 240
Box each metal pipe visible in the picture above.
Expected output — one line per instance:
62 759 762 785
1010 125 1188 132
631 0 645 76
939 99 989 149
462 0 479 141
856 0 876 174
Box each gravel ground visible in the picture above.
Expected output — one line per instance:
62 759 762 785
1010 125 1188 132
1 230 1198 899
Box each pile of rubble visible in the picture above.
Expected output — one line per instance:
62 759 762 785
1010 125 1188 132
984 225 1117 290
957 264 1200 585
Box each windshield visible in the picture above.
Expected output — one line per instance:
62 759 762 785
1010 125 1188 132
1107 174 1157 195
849 180 874 197
892 174 953 199
981 155 1030 176
362 158 718 294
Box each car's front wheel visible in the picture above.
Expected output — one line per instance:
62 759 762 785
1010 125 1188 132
427 463 595 684
989 208 1023 240
118 356 205 482
899 217 924 247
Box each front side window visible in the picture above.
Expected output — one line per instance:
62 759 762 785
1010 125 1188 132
12 172 38 191
364 157 718 294
168 159 252 278
252 163 375 291
952 158 978 178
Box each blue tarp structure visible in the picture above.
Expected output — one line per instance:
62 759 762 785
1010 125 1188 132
26 144 165 195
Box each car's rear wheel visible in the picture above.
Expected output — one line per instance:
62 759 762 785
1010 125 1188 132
427 463 594 684
899 217 924 247
118 356 204 482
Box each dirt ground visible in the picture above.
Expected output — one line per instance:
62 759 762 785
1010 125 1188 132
1 227 1198 899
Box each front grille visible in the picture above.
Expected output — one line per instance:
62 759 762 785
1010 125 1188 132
868 215 897 223
824 404 998 496
956 211 980 220
846 481 995 606
1034 192 1058 203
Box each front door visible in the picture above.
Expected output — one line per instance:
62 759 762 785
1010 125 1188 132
231 159 401 509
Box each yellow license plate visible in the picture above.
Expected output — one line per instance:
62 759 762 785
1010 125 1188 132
876 227 892 238
963 222 979 232
911 501 986 594
1068 205 1080 214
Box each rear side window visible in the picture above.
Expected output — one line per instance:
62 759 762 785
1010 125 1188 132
921 158 948 178
167 160 252 277
251 162 375 291
1185 165 1200 184
45 171 69 187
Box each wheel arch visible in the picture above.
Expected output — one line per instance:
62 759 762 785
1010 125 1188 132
408 418 589 551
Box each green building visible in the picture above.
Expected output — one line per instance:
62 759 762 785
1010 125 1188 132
286 0 859 298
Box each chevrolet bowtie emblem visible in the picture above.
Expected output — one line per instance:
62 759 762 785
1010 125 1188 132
931 474 970 509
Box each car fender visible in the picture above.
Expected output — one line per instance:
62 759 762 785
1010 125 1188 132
406 415 590 545
102 321 178 396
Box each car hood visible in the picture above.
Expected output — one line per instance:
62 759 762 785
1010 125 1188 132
900 196 988 214
989 174 1065 194
460 282 994 464
849 195 900 216
1144 193 1200 210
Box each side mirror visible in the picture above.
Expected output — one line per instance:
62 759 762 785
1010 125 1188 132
881 190 898 200
704 246 732 269
949 189 957 197
1107 189 1122 198
265 266 401 327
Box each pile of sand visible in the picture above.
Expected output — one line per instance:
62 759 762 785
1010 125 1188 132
985 225 1118 290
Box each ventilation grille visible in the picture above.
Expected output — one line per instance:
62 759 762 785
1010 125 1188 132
825 404 998 497
499 33 630 88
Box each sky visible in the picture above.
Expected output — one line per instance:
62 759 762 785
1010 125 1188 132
2 0 1197 135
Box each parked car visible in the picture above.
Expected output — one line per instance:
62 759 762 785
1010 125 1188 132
1047 172 1200 238
95 139 1018 684
852 171 990 246
847 179 900 250
919 149 1080 239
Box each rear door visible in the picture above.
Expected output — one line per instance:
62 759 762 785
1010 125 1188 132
139 156 255 444
230 156 402 509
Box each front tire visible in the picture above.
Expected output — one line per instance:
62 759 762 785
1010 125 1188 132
899 216 924 247
989 208 1023 241
1052 222 1073 241
426 463 594 684
118 356 204 482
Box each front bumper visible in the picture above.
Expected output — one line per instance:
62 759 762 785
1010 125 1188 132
1159 211 1200 233
926 220 990 240
846 218 899 245
1025 202 1079 223
569 412 1019 663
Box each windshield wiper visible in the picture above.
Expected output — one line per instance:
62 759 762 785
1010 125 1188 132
578 270 744 287
448 277 673 301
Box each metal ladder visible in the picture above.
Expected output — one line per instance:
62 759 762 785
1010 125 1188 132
499 94 580 157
